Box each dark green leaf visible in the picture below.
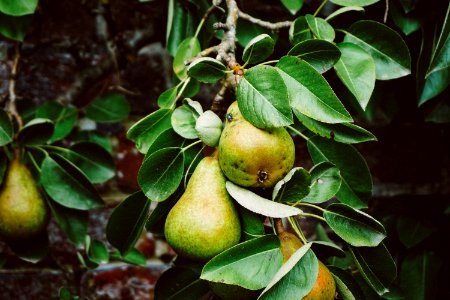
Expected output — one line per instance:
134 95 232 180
155 267 210 300
331 0 379 6
180 78 200 98
302 162 342 204
7 233 48 263
0 12 32 41
166 0 195 56
86 238 109 264
17 118 54 146
0 0 38 16
236 19 275 47
288 39 341 73
171 105 198 139
396 216 437 248
85 93 130 123
138 147 184 202
173 37 201 80
329 266 366 300
239 206 265 240
324 203 386 247
40 154 103 210
281 0 303 15
72 131 113 153
424 98 450 123
157 86 178 109
305 14 335 42
147 128 185 155
35 102 78 142
146 188 181 234
114 248 147 266
344 20 411 80
242 34 275 64
201 235 283 290
390 1 421 36
310 241 346 259
289 16 311 45
106 192 150 255
426 3 450 78
237 65 292 128
187 57 226 83
307 136 372 208
276 56 352 124
0 109 13 146
272 167 311 203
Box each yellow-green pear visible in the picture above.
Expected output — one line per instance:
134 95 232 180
164 154 241 261
218 101 295 188
0 158 48 239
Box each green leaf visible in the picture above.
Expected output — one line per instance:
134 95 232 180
226 181 302 218
157 86 178 108
237 65 292 128
7 233 48 263
302 162 342 204
325 6 365 21
47 198 88 247
183 98 203 117
294 110 376 143
0 109 13 146
106 192 150 255
187 57 226 83
272 167 311 203
86 238 109 264
289 16 311 45
324 203 386 247
35 102 78 142
236 19 276 47
166 0 195 56
425 98 450 123
171 105 198 139
344 20 411 80
40 154 103 210
17 118 54 146
350 242 397 296
310 241 346 259
426 3 450 78
329 266 366 300
334 42 376 110
147 128 185 155
242 34 275 65
85 93 130 123
396 216 437 248
281 0 303 15
288 39 341 73
239 206 265 240
0 0 38 16
138 147 184 202
113 248 147 266
305 14 335 42
127 109 173 154
330 0 379 7
307 136 372 208
156 267 211 300
173 37 201 80
180 78 200 98
390 1 421 36
0 13 32 41
72 131 112 153
259 244 318 300
146 188 181 234
276 56 352 124
201 235 283 290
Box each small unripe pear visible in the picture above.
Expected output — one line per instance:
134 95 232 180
195 110 223 147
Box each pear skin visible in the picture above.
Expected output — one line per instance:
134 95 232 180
0 158 48 239
218 102 295 188
164 155 241 261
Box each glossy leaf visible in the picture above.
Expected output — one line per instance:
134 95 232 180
325 6 365 21
344 20 411 80
288 39 341 73
86 238 109 265
201 235 283 290
307 136 372 208
331 0 379 6
0 0 38 16
396 216 437 248
138 147 184 202
106 192 150 255
173 37 201 80
0 13 32 41
281 0 303 15
350 242 397 296
157 86 178 109
302 162 342 204
272 167 311 203
329 266 366 300
171 105 198 139
426 3 450 78
17 118 54 146
305 14 335 42
147 128 185 155
36 102 78 142
85 93 129 123
289 16 311 45
0 109 13 146
187 57 226 83
242 34 275 64
166 0 195 56
295 111 376 143
334 42 376 110
156 267 210 300
237 65 292 128
390 1 421 36
324 203 386 247
226 181 302 218
127 109 173 154
276 56 352 124
114 248 147 266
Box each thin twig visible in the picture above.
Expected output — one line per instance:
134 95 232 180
185 45 219 65
8 44 23 129
384 0 389 23
238 11 292 30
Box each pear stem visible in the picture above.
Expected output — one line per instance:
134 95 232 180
274 218 285 234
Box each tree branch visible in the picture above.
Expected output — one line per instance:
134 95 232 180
238 11 292 30
8 44 23 130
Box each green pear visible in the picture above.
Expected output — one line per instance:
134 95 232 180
164 154 241 261
0 158 48 239
218 101 295 188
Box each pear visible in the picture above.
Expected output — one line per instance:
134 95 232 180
164 154 241 261
0 158 48 239
218 101 295 188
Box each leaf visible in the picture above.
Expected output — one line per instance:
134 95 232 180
183 98 203 117
157 86 178 108
127 109 173 154
180 78 200 98
106 192 150 255
35 102 78 142
305 14 335 42
294 110 376 143
330 0 379 7
0 109 13 146
396 216 437 248
276 56 352 124
173 37 201 80
237 65 292 128
17 118 54 146
166 0 195 56
138 147 184 202
201 235 283 290
426 3 450 77
7 234 48 263
344 20 411 80
307 136 372 208
40 154 103 210
390 1 421 36
147 128 185 155
0 0 38 16
310 241 346 259
239 206 265 240
350 242 397 296
259 244 318 300
242 34 275 65
272 167 311 203
324 203 386 247
114 248 147 266
425 97 450 123
86 238 109 265
171 105 198 139
187 57 226 83
236 19 276 47
85 93 130 123
156 267 211 300
329 266 366 300
302 162 342 204
288 39 341 73
0 13 33 41
226 181 302 218
289 16 311 45
325 6 365 21
334 42 376 110
281 0 303 15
